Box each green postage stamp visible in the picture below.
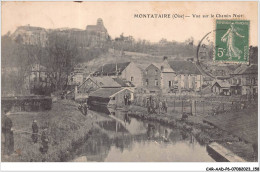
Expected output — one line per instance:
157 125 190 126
215 20 249 64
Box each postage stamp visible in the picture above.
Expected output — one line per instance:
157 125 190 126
214 20 250 64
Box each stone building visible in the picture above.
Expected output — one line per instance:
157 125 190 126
230 64 258 96
24 64 52 95
211 80 231 96
67 67 85 89
167 60 203 93
142 58 203 94
12 25 48 47
11 18 109 48
93 62 143 87
143 64 161 93
86 18 109 47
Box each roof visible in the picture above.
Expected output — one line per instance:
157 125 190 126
113 78 135 87
89 88 132 98
135 63 148 72
232 64 258 75
233 65 248 75
81 76 121 88
168 61 201 75
160 60 174 73
31 64 47 72
86 25 107 32
94 62 131 76
145 63 160 70
241 65 258 75
17 26 46 32
213 80 231 88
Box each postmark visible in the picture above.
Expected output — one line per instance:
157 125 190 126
214 20 250 64
196 29 243 80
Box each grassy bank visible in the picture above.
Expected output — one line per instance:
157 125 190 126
128 105 257 162
2 100 109 162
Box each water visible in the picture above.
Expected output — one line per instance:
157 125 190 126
72 109 215 162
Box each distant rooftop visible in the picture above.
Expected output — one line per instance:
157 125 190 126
89 87 130 98
86 18 107 32
82 76 121 88
168 60 201 75
113 78 135 87
94 62 131 76
213 80 231 88
17 25 46 31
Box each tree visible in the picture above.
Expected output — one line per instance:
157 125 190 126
45 32 79 91
1 34 43 95
185 37 194 46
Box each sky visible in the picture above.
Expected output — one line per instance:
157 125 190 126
1 1 258 45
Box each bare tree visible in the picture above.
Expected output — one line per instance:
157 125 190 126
2 34 43 95
46 32 79 91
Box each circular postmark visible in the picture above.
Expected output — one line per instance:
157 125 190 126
196 29 244 80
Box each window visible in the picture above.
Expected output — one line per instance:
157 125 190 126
246 77 250 85
155 79 159 86
232 79 236 85
155 70 158 75
146 79 149 86
169 81 172 88
251 78 256 85
238 78 241 85
111 97 115 100
161 66 164 71
131 76 134 82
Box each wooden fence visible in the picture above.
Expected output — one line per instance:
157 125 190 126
133 94 255 116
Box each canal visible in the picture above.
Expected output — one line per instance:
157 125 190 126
72 109 215 162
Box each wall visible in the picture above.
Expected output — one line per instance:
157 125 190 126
161 72 176 93
121 62 143 87
142 64 161 92
179 74 203 92
68 73 84 86
108 89 132 107
195 75 203 91
78 78 100 94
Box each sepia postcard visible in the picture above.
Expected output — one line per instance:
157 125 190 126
1 1 259 170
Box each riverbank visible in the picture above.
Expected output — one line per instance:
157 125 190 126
128 105 257 162
2 99 256 162
1 99 110 162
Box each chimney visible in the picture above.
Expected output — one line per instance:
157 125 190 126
101 65 104 77
115 63 118 76
163 56 168 61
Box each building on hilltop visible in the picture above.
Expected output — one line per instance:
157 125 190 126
11 18 109 48
86 18 108 37
12 25 48 47
86 18 109 47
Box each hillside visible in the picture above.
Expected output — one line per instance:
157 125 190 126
84 49 193 73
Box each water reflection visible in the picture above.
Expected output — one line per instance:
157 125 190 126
72 107 215 162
